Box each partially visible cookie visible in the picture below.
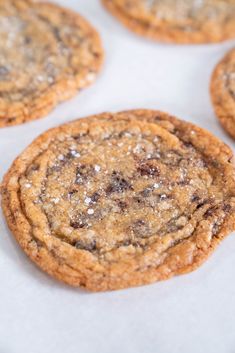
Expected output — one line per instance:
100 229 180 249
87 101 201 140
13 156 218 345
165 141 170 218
2 110 235 291
0 0 103 127
102 0 235 44
211 48 235 139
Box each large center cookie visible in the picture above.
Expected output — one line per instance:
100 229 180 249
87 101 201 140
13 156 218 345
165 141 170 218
0 0 103 127
102 0 235 43
211 48 235 139
2 110 235 291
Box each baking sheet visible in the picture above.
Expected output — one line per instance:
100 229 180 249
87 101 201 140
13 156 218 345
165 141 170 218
0 1 235 352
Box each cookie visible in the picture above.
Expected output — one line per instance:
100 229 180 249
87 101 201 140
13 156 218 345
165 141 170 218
211 48 235 139
0 0 103 127
2 109 235 291
102 0 235 44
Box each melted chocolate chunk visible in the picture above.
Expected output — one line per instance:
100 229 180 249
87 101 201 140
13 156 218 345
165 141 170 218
131 219 151 238
205 204 232 219
46 164 62 176
133 196 144 205
196 199 210 210
0 66 9 78
116 199 128 212
24 36 32 45
212 219 223 236
204 206 217 218
118 130 133 138
191 194 201 203
68 189 78 198
70 213 90 229
90 192 100 203
106 171 132 194
183 142 194 150
223 204 232 213
74 240 96 251
6 117 16 123
26 163 40 176
140 187 153 197
70 220 87 229
137 161 160 177
177 179 190 186
75 164 95 184
73 132 88 141
165 219 184 233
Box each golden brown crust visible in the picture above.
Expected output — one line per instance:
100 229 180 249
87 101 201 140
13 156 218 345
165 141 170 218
211 48 235 139
102 0 235 44
2 109 235 291
0 0 103 127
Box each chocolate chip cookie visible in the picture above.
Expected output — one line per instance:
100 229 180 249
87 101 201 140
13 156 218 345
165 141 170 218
0 0 103 127
102 0 235 44
211 48 235 139
2 110 235 291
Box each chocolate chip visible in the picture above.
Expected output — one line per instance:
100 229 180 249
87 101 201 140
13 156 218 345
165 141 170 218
137 161 160 177
75 164 94 184
74 240 96 251
212 220 222 236
24 36 32 45
133 196 144 205
73 133 87 141
154 116 162 121
204 203 225 218
66 151 77 159
131 219 151 238
158 215 188 235
27 163 39 176
191 194 200 202
223 204 232 213
90 192 100 203
166 220 184 233
46 164 61 176
31 164 39 171
0 66 9 77
118 130 133 138
160 194 168 200
52 27 62 42
106 171 132 194
184 142 194 149
68 189 78 198
177 179 189 186
116 200 128 211
6 117 15 123
122 239 132 246
70 220 86 229
70 213 89 229
140 187 152 197
196 199 209 210
204 207 216 218
211 160 220 168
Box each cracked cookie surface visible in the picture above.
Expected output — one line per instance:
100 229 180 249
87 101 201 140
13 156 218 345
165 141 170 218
211 48 235 139
0 0 103 127
2 110 235 291
102 0 235 43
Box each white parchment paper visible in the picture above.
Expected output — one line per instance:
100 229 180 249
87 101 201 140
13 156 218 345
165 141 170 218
0 1 235 353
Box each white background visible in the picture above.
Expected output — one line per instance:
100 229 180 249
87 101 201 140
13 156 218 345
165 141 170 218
0 1 235 353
